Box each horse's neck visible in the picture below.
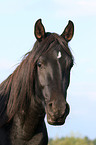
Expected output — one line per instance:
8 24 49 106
11 98 45 141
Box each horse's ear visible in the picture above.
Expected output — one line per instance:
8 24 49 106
61 20 74 42
34 19 46 42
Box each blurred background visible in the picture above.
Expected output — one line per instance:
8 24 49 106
0 0 96 141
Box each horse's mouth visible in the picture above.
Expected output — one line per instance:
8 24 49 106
47 114 66 125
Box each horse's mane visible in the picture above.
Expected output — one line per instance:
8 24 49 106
0 34 56 127
0 33 73 127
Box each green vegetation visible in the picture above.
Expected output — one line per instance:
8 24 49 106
49 137 96 145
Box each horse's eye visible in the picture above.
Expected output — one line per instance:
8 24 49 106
37 62 42 67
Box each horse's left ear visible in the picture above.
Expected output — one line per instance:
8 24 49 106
61 20 74 42
34 19 46 42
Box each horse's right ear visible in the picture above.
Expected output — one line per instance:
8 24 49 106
34 19 46 42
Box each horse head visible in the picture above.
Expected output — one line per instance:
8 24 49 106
34 19 74 125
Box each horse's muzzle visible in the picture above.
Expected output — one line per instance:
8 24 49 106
46 102 70 125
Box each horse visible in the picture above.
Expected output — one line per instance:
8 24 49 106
0 19 74 145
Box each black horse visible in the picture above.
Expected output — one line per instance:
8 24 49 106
0 19 74 145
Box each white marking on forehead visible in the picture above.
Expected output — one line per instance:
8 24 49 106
57 51 62 59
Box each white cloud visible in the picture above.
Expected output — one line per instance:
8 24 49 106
78 0 96 7
87 91 96 102
0 0 96 17
0 59 17 83
0 59 15 70
53 0 96 17
78 0 96 14
0 0 29 14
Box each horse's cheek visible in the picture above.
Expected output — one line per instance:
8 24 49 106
38 71 46 87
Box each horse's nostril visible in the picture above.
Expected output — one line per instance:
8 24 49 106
48 102 53 110
49 103 52 107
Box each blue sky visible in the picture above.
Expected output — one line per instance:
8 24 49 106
0 0 96 140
